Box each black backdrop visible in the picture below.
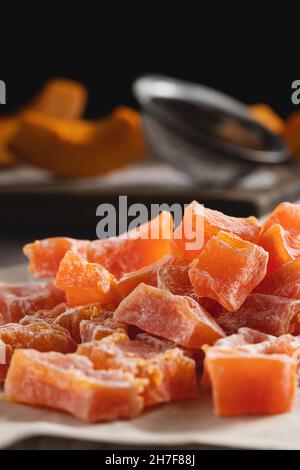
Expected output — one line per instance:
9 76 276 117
0 8 299 238
0 11 298 118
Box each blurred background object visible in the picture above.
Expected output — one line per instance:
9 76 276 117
133 75 288 186
249 104 285 135
0 78 89 168
10 106 146 177
1 71 300 238
284 112 300 158
28 78 88 120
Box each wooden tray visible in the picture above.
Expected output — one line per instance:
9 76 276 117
1 161 300 239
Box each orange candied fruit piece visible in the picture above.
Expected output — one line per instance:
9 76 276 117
23 237 89 279
116 256 170 299
260 202 300 237
79 317 126 343
212 293 300 337
114 283 224 348
202 327 300 393
170 201 259 261
215 327 300 358
54 305 117 343
0 321 76 382
0 282 65 323
206 347 297 416
88 211 173 279
55 251 117 307
157 256 221 315
77 332 198 405
157 256 197 298
21 303 122 344
256 258 300 299
19 303 67 326
258 224 296 274
24 212 173 281
189 231 268 312
0 321 76 354
4 349 145 422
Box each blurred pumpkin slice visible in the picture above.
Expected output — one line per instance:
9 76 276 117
10 107 147 178
113 106 147 156
0 78 88 167
0 117 19 166
249 103 285 135
284 112 300 158
28 78 87 120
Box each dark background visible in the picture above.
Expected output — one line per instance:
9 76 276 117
0 8 298 240
0 10 298 118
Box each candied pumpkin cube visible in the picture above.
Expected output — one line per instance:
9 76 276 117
0 321 76 353
0 322 76 381
256 258 300 298
206 348 297 416
24 212 173 280
77 332 198 405
260 202 300 236
116 256 170 299
204 327 300 393
215 327 273 349
170 201 259 261
156 255 221 315
212 294 300 336
19 303 68 326
189 231 268 312
79 315 126 343
0 282 65 323
80 320 115 343
114 283 224 348
215 327 300 360
55 251 117 307
23 237 89 279
157 256 199 299
258 203 300 273
78 306 126 343
4 349 145 422
20 303 123 343
88 211 173 279
53 304 112 343
258 224 298 274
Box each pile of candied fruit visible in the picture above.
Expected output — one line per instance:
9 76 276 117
2 201 300 421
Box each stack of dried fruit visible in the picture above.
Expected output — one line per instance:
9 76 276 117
3 202 300 420
0 79 147 177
